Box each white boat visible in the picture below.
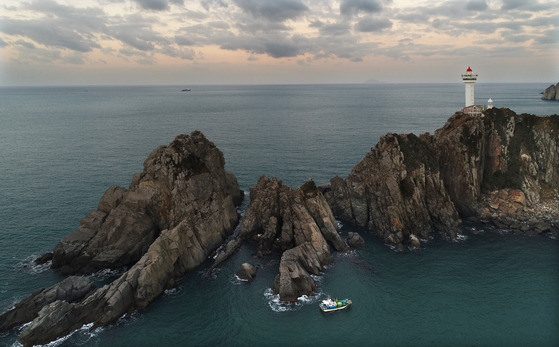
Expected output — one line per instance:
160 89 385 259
319 297 352 312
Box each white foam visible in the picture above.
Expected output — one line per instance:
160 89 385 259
91 267 125 281
16 255 51 275
456 233 468 242
264 287 323 312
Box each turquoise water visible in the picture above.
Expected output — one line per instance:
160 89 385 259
0 84 558 346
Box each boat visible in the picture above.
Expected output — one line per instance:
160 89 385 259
319 297 352 312
181 88 191 92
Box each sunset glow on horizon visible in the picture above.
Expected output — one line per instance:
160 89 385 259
1 0 557 86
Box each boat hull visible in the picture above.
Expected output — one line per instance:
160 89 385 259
319 299 352 312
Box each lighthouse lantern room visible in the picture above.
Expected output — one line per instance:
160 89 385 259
461 66 478 107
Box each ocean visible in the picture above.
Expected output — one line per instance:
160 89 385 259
0 83 558 346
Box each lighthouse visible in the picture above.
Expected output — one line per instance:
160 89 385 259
461 66 477 107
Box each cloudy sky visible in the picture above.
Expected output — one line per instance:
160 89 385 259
0 0 557 85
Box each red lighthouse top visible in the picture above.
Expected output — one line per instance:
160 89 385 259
466 66 472 72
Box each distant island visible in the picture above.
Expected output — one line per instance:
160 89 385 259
1 107 558 346
541 83 559 100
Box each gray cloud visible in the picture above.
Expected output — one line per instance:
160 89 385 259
355 17 392 32
220 34 303 58
340 0 385 17
134 0 184 11
200 0 228 11
319 23 351 36
465 0 488 11
0 37 6 47
1 18 101 52
233 0 308 22
15 39 36 49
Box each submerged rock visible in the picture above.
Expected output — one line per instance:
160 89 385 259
16 131 242 346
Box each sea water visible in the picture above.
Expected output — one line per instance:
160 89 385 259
0 83 558 346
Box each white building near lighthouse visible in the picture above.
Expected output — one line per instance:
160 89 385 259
461 66 477 107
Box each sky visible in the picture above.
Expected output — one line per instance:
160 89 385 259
0 0 557 86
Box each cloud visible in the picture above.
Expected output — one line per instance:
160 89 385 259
1 18 101 52
133 0 183 11
340 0 385 17
15 39 36 49
320 23 351 37
501 0 528 10
220 34 303 58
233 0 309 22
0 37 6 47
200 0 228 11
63 52 86 64
355 17 392 32
464 0 488 11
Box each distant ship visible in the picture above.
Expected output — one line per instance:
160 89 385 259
181 88 191 92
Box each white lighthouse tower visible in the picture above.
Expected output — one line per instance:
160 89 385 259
461 66 477 107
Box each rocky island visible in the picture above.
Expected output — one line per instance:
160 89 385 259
1 108 558 346
541 82 559 100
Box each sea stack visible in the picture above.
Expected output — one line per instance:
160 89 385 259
541 83 559 100
15 131 243 346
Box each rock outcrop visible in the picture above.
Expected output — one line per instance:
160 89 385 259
239 176 348 301
322 108 559 246
0 276 95 333
541 83 559 100
236 263 258 281
322 132 461 250
51 131 242 275
347 232 365 247
13 131 242 346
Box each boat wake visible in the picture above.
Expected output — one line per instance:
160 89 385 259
264 287 324 313
15 255 51 275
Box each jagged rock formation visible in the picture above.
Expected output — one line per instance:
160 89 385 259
322 108 559 247
541 83 559 100
0 276 95 333
52 131 242 274
13 131 242 346
239 176 348 301
323 133 461 250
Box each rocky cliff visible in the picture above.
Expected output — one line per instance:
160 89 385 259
12 131 243 346
322 108 559 248
541 83 559 100
52 131 242 274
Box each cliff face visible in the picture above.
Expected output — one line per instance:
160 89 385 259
323 108 559 248
323 133 461 249
17 131 243 346
541 83 559 100
52 131 242 274
239 176 347 301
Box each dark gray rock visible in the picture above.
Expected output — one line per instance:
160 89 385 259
347 232 365 247
236 263 258 281
0 276 95 333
